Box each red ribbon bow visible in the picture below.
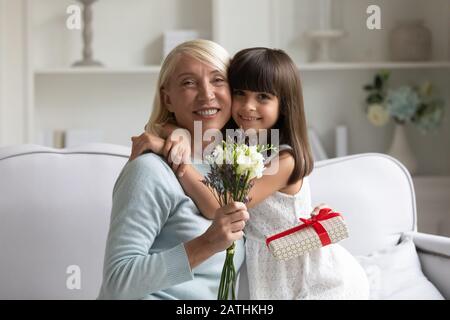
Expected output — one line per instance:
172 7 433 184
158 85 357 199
266 208 342 247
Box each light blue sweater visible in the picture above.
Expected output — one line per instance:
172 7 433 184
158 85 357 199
97 153 245 300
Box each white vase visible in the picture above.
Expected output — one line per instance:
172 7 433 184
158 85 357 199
387 124 418 175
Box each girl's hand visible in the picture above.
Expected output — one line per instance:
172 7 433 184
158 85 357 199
129 132 165 161
201 201 249 254
311 203 332 216
163 129 192 177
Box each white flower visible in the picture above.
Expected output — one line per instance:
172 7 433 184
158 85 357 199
207 142 268 179
367 104 389 127
211 144 224 165
224 145 235 164
236 144 266 179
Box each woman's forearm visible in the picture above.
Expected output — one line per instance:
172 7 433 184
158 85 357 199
184 235 216 269
178 165 220 220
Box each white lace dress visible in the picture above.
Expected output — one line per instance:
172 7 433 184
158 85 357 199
245 177 370 300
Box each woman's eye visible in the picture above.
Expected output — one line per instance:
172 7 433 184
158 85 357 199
213 77 225 84
182 79 195 86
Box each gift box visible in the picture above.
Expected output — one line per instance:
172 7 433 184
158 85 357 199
265 208 349 261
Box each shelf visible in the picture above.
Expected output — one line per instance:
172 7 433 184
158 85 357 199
412 175 450 181
34 61 450 76
297 61 450 71
34 66 161 75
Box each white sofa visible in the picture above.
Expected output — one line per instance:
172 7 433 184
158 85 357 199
0 144 449 299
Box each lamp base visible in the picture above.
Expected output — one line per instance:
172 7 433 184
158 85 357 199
72 59 104 67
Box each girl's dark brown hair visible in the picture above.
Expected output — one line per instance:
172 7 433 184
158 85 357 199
228 47 314 183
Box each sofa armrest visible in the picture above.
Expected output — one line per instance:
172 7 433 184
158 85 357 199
405 231 450 299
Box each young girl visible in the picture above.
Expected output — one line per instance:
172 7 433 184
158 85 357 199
133 48 369 300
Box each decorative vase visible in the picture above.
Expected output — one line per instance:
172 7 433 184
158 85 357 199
387 124 418 175
390 19 432 61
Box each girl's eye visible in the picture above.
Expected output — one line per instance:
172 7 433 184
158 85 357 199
257 93 271 100
233 90 245 96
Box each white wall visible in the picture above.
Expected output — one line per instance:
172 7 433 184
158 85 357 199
0 0 27 145
0 0 3 145
32 0 212 68
35 74 156 147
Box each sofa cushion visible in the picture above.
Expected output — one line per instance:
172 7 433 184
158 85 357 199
0 144 130 299
310 154 416 257
356 234 444 300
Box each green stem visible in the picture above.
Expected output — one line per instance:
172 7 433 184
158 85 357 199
235 173 241 200
223 259 230 300
218 258 227 299
237 173 250 202
230 262 236 300
217 243 237 300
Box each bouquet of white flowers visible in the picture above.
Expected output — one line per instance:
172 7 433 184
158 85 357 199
203 135 274 300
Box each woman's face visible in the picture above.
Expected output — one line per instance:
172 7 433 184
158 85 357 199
231 89 280 131
162 54 232 136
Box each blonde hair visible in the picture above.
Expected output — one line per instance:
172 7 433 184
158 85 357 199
145 39 231 134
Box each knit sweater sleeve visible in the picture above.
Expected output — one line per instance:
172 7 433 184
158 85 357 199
98 154 194 299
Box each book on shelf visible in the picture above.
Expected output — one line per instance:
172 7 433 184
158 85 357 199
39 129 104 149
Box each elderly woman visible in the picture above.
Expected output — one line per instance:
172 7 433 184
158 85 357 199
98 40 248 300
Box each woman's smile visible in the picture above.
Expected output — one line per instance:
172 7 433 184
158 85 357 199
194 107 221 119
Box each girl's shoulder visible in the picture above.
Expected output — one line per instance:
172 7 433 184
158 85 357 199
276 144 293 155
264 144 293 164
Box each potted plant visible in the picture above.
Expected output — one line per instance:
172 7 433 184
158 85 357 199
363 71 446 174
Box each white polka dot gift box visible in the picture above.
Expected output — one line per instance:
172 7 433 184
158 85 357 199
265 208 349 261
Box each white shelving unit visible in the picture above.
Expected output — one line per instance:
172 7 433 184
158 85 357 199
297 61 450 71
34 61 450 75
1 0 446 173
34 66 162 75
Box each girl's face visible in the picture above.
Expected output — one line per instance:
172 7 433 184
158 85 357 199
231 89 280 131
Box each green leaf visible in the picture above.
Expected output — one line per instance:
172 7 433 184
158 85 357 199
375 75 382 89
367 93 383 104
380 70 390 81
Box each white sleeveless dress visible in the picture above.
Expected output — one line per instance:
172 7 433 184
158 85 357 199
244 148 370 300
